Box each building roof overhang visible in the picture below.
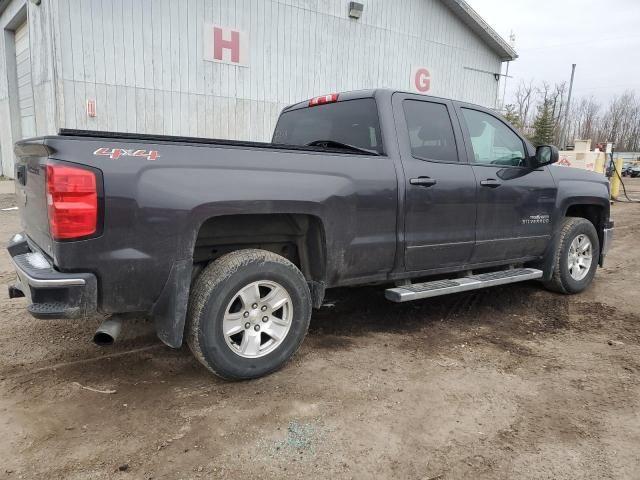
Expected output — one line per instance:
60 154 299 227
440 0 518 61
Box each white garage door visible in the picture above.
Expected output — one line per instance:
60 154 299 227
15 20 36 139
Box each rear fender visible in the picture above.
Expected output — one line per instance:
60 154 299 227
153 210 328 348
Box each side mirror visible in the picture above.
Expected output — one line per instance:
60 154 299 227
534 145 559 167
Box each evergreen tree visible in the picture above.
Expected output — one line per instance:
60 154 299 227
503 104 522 130
532 100 555 145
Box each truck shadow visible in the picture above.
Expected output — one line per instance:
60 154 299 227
309 281 570 339
1 281 618 386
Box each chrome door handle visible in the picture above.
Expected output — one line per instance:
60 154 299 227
410 177 437 187
480 179 501 188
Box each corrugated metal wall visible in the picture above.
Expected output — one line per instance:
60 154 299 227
53 0 502 140
0 0 57 177
0 0 504 176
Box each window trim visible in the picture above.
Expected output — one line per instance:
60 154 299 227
459 106 532 169
401 99 462 165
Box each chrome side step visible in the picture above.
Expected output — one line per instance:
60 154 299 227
385 268 543 303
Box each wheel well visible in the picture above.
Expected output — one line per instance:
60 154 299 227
565 204 604 231
193 214 326 282
565 204 605 253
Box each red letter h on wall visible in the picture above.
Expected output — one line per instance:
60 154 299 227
213 27 240 64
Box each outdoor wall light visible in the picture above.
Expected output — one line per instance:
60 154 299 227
348 2 364 19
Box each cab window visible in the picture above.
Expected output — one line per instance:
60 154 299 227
273 98 384 155
461 108 526 167
403 100 458 162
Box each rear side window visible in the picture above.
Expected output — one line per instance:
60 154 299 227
403 100 458 162
272 98 384 154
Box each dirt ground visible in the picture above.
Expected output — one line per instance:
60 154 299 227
1 178 639 480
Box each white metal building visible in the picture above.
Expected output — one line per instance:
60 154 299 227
0 0 516 177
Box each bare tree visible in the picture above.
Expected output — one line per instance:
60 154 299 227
507 80 640 152
567 97 600 145
580 97 600 142
514 80 536 129
545 82 567 144
537 81 551 104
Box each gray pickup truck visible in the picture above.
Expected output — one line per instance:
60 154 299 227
8 89 613 379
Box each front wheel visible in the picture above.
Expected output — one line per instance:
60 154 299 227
544 217 600 294
186 249 311 380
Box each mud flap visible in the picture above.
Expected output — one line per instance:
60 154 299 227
152 259 193 348
539 229 560 282
307 280 326 309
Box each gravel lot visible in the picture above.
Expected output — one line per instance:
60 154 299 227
1 178 639 479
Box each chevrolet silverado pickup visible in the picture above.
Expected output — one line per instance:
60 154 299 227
8 89 614 379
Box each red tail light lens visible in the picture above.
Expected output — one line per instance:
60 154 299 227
46 164 98 240
309 93 339 106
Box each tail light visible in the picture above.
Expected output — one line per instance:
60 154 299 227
46 164 98 240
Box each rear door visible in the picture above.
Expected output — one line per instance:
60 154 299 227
392 93 476 272
455 104 557 263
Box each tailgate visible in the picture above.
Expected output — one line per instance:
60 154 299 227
14 140 53 254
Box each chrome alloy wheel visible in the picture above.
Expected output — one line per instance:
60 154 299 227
222 280 293 358
568 234 593 281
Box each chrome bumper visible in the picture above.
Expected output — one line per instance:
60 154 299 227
7 233 98 319
12 252 87 289
602 226 614 260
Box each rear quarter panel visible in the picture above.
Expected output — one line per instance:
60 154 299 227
43 137 398 314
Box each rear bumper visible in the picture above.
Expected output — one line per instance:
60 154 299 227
7 233 97 319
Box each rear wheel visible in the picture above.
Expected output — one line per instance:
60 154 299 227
186 249 311 380
544 217 600 294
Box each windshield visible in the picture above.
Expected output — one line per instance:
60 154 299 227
272 98 384 155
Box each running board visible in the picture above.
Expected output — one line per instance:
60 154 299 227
385 268 543 303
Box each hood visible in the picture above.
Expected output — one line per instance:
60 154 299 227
550 165 609 185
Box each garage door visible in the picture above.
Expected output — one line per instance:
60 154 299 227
15 20 36 139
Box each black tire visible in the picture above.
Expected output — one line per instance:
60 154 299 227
186 249 311 380
544 217 600 294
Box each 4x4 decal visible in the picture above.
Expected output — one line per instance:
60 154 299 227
93 147 160 161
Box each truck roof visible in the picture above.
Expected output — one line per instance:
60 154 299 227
282 88 473 113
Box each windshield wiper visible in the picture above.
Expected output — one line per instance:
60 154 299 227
306 140 380 156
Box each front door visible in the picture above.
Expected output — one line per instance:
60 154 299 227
393 94 477 272
455 105 557 263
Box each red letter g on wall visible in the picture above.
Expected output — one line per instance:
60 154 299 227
414 68 431 93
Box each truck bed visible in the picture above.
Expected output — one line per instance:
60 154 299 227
57 129 372 155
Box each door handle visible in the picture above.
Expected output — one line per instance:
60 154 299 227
410 177 437 187
480 179 501 188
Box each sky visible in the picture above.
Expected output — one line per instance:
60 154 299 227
466 0 640 105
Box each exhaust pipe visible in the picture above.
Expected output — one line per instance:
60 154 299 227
8 283 25 299
93 317 123 346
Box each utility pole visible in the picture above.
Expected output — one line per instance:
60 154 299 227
500 32 516 110
500 62 510 110
561 63 576 149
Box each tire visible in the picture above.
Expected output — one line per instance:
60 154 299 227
544 217 600 294
186 249 311 380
